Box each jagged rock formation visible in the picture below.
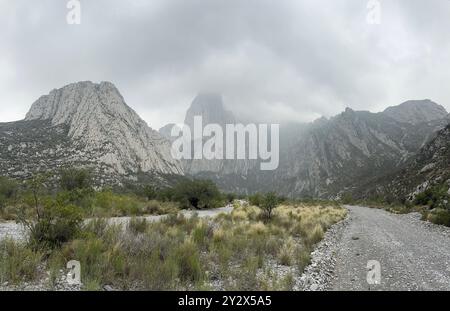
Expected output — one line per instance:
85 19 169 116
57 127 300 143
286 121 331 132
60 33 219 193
169 97 448 198
1 81 183 186
368 124 450 202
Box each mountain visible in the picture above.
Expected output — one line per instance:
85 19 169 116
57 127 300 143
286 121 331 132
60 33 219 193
1 81 183 186
367 124 450 202
382 99 447 125
175 93 258 176
184 93 235 129
176 97 449 198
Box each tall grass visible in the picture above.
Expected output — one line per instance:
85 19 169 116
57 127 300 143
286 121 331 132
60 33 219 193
2 201 346 290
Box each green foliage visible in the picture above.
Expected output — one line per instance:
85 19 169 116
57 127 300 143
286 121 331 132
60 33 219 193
259 192 279 220
26 200 83 249
0 239 43 284
142 185 157 200
225 193 236 204
59 167 92 191
0 176 18 210
248 193 263 207
340 192 354 204
174 240 204 283
128 217 148 234
424 209 450 227
25 173 50 219
414 185 450 209
173 179 223 209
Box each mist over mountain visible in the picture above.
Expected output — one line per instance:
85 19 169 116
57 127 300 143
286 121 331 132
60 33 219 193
167 96 449 199
1 81 448 201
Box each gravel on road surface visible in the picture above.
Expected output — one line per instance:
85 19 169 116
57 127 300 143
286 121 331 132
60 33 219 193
329 205 450 291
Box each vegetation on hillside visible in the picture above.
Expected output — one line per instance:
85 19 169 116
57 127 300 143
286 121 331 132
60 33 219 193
0 169 227 221
341 183 450 227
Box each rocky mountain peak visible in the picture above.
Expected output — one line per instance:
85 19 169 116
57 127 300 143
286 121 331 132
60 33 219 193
382 99 447 124
21 81 183 177
184 93 235 128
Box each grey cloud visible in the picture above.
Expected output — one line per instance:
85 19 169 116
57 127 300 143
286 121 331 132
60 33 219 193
0 0 449 128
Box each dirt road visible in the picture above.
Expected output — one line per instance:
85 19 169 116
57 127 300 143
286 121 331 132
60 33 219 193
330 206 450 290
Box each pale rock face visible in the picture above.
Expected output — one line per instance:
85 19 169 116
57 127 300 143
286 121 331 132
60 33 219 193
25 81 183 176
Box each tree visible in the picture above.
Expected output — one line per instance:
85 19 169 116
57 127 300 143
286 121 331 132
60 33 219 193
173 179 223 209
59 167 92 191
225 193 236 204
260 192 279 220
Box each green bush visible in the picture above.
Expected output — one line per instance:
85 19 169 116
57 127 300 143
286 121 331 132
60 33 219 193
173 179 223 209
128 217 148 234
260 192 279 220
0 239 43 284
248 193 263 207
26 200 83 249
174 240 204 283
225 193 236 204
59 167 92 191
426 209 450 227
414 185 449 209
0 176 18 210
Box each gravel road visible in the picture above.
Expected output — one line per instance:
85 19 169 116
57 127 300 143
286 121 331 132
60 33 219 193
0 205 233 242
329 205 450 290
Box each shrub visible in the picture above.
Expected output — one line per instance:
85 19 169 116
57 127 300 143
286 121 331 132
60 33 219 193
248 193 263 207
0 239 43 284
56 188 94 210
306 224 324 246
174 240 204 283
414 185 449 209
0 176 18 210
128 217 148 234
59 167 92 191
295 247 311 273
62 236 127 288
278 238 296 266
225 193 236 204
426 209 450 227
259 192 279 220
26 200 83 249
173 179 223 209
341 193 354 204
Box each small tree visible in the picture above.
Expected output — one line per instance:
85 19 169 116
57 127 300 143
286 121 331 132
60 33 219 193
173 179 222 209
25 173 50 220
260 192 279 220
59 167 92 191
225 193 236 204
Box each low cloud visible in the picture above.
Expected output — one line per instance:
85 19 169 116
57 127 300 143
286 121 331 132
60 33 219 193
1 0 449 128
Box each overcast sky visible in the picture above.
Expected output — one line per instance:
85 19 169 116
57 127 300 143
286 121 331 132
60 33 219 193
1 0 449 129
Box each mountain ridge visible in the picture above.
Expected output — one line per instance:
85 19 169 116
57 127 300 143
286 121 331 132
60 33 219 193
1 81 183 186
